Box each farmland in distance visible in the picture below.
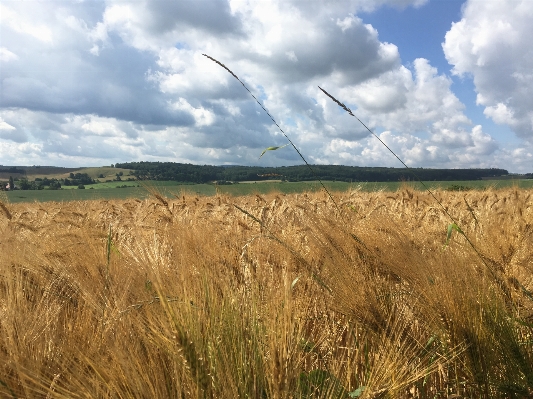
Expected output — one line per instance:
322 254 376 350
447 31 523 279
3 178 533 203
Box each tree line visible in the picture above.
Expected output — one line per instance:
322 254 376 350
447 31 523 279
115 162 510 183
3 173 96 190
0 167 26 175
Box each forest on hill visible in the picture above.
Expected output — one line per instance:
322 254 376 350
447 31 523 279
115 162 511 183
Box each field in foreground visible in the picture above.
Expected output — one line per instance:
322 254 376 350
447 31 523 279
4 178 533 203
1 188 532 398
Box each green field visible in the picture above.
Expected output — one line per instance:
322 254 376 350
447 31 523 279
217 179 533 195
0 166 133 180
61 181 140 189
72 166 133 179
3 179 533 203
3 182 215 203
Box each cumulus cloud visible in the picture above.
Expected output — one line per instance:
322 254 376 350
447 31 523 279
236 10 400 85
444 0 533 140
0 2 196 127
283 0 428 17
297 54 501 169
0 4 53 43
319 124 498 169
0 0 527 171
319 58 480 149
0 47 18 62
0 118 15 131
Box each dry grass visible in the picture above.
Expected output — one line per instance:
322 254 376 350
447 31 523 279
0 187 532 398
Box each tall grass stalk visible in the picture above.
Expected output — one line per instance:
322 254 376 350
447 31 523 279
202 55 342 217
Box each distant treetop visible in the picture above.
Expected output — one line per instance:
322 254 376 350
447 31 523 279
114 162 509 184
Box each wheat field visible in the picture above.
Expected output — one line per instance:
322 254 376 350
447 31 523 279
0 187 532 398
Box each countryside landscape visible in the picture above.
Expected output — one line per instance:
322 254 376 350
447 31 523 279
1 162 533 398
1 163 533 204
2 0 533 397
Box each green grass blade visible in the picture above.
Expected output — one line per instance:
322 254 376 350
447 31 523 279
444 223 464 248
259 144 289 159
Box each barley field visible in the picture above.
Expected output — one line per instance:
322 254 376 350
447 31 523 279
0 187 532 398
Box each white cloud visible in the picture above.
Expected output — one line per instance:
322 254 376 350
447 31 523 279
319 124 498 169
285 51 298 63
64 14 109 56
0 4 53 43
171 99 215 127
444 0 533 140
336 58 471 144
0 0 530 171
0 118 16 131
483 103 515 125
282 0 428 17
469 124 498 155
0 47 18 62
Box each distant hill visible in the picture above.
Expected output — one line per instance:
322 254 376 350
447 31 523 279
0 166 132 180
0 166 27 179
2 163 525 185
115 161 512 184
0 166 81 179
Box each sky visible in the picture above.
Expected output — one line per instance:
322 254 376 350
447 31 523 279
1 0 532 172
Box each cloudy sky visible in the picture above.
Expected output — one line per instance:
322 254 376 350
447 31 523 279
1 0 532 172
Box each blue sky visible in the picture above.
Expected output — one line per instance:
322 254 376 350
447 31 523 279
361 0 519 147
0 0 532 172
361 0 464 67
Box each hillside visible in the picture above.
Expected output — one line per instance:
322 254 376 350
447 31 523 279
0 166 132 180
116 161 512 183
